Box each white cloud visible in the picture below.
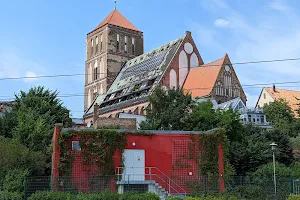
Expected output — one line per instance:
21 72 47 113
269 0 290 12
0 49 46 83
192 0 300 104
24 71 38 82
214 19 230 28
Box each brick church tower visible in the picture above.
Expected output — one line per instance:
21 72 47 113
84 9 144 111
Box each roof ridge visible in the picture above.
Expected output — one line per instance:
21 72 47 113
266 87 300 93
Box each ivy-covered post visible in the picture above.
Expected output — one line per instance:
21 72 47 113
51 123 62 191
218 135 225 192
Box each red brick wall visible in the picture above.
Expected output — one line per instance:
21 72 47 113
161 31 204 89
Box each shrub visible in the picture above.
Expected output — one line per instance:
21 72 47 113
3 169 29 193
0 191 23 200
166 197 183 200
77 191 120 200
120 192 160 200
28 191 74 200
288 195 300 200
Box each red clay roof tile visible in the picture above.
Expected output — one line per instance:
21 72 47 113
92 9 141 33
183 55 226 98
265 87 300 116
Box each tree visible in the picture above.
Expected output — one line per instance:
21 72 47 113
265 129 294 165
0 137 46 188
140 87 194 130
0 110 17 138
263 99 299 137
12 86 71 152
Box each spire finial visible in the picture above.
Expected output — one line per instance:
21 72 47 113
114 0 117 9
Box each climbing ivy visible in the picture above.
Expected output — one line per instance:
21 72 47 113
58 129 153 176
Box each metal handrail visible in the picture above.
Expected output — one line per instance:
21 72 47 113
115 167 187 196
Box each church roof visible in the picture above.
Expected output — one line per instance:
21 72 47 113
98 36 185 114
92 9 141 33
183 55 226 98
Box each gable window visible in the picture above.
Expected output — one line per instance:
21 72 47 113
170 69 177 89
263 93 266 99
224 65 232 97
216 81 223 96
117 34 120 51
94 60 98 80
132 37 135 55
100 34 103 51
125 36 128 54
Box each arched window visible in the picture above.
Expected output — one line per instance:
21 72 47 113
179 50 188 86
100 57 104 79
88 89 92 106
116 34 120 51
224 65 232 97
100 34 103 50
132 37 135 55
170 69 177 89
94 60 98 80
95 37 99 52
91 39 94 55
215 81 223 96
190 53 199 68
124 36 128 54
88 63 92 83
100 84 104 94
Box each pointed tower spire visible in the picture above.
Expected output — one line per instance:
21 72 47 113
91 9 142 33
114 0 117 10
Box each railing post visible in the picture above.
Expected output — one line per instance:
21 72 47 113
169 178 171 194
150 168 152 181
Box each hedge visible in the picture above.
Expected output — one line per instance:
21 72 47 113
0 191 23 200
28 191 160 200
166 195 240 200
28 191 75 200
288 195 300 200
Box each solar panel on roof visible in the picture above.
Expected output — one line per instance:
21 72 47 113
120 51 167 80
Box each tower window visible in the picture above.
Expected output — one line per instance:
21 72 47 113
263 93 266 99
94 60 98 80
100 34 103 51
88 63 92 83
91 39 94 54
95 37 99 52
117 34 120 51
125 36 128 54
132 37 135 55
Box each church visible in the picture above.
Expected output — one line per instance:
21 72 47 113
83 8 247 124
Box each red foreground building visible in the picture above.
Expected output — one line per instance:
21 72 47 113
51 125 225 198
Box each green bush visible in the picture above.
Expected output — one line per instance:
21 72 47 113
0 191 23 200
77 191 120 200
288 195 300 200
28 191 74 200
120 192 160 200
166 197 183 200
28 191 160 200
3 169 29 193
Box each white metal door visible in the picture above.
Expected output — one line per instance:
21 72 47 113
123 149 145 181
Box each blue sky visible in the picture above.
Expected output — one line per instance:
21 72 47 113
1 0 300 117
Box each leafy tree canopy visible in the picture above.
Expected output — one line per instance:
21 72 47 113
8 86 72 152
263 99 300 137
140 87 194 130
